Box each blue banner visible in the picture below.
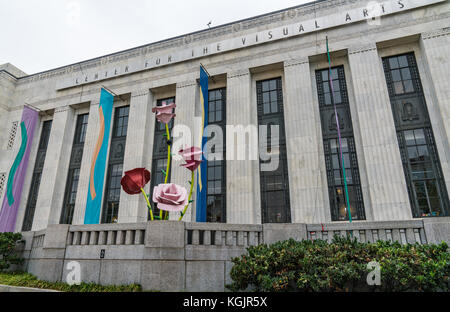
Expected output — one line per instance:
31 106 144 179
84 88 114 224
196 66 209 222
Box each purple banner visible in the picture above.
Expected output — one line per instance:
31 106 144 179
0 106 39 232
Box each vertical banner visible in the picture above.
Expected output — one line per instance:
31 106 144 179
0 106 38 233
196 66 209 222
84 88 114 224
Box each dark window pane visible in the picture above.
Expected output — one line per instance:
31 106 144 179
331 68 338 80
398 56 408 68
394 82 404 94
271 101 278 113
333 92 342 104
404 131 415 146
414 129 426 145
389 57 399 69
216 110 222 122
325 93 331 105
403 80 414 93
269 80 276 90
401 68 411 80
392 70 401 82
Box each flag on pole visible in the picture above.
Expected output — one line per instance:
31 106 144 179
196 66 209 222
84 88 114 224
326 37 352 223
0 106 39 233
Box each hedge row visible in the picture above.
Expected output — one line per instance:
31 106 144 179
0 271 142 292
227 236 450 292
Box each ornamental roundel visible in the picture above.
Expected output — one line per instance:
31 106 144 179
232 23 241 32
287 9 297 19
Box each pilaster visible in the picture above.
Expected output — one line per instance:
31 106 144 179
171 79 198 222
118 89 155 223
32 106 75 230
420 29 450 193
283 58 328 223
226 69 261 224
348 43 412 221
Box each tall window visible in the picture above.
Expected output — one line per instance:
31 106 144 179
315 66 365 221
383 53 449 218
102 106 129 223
22 120 53 231
149 97 175 218
206 88 226 223
60 113 89 224
256 78 291 223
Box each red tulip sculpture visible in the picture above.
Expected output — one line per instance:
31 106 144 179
120 168 154 220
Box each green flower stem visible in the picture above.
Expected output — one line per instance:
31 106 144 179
179 170 195 221
161 123 171 221
141 188 154 221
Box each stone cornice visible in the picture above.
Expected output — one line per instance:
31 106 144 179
130 89 151 98
0 70 18 83
227 69 250 79
176 80 198 89
12 0 366 85
422 27 450 40
348 42 378 55
54 106 73 114
284 57 309 67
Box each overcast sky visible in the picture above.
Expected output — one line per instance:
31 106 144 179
0 0 311 75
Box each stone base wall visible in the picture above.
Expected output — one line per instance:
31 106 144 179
17 219 450 292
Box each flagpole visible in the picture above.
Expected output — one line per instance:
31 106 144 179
326 36 353 224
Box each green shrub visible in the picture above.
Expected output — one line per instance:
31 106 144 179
0 271 142 292
227 236 450 292
0 232 24 272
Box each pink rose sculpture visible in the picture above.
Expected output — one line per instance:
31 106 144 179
179 146 203 172
152 183 188 212
152 101 176 124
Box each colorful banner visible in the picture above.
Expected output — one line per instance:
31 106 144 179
84 88 114 224
196 66 209 222
0 106 39 233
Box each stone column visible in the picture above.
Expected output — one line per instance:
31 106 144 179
420 30 450 193
283 58 328 223
226 69 261 224
348 43 411 221
118 89 155 223
170 80 198 222
72 102 100 225
32 106 75 231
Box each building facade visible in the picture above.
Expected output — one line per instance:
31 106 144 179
0 0 449 233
